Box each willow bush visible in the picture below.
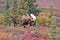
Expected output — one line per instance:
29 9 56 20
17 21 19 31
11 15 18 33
37 16 50 26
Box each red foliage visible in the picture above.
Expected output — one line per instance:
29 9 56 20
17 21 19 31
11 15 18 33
0 25 5 31
31 37 40 40
14 32 48 40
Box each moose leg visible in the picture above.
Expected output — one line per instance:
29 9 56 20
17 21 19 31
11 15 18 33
13 20 17 27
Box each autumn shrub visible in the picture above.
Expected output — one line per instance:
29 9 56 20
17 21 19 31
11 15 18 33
13 32 48 40
37 15 50 26
49 16 57 40
0 32 14 40
0 14 5 25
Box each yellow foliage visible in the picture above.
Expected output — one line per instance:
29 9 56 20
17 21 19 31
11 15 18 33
37 16 50 26
0 14 5 24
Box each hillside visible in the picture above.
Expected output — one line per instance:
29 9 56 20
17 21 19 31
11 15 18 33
0 0 60 13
